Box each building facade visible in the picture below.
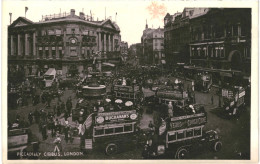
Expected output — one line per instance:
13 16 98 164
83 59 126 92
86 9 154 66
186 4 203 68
120 41 128 55
164 8 251 85
141 23 165 65
8 9 122 80
188 8 251 84
129 43 142 65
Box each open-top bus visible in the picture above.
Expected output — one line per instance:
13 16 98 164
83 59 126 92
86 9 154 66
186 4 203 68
142 105 222 159
83 108 142 155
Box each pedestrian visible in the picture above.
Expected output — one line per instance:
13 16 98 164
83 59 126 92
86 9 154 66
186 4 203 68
68 126 74 143
28 112 33 125
66 97 72 115
42 122 47 140
64 124 69 143
49 116 55 137
61 101 65 113
54 133 62 153
168 101 173 117
211 95 214 105
148 121 155 133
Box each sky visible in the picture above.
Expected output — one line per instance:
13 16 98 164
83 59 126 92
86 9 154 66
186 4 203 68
2 0 186 45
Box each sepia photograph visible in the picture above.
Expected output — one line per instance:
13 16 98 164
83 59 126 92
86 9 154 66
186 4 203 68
2 0 258 163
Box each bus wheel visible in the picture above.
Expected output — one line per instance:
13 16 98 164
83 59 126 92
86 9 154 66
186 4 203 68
105 143 118 155
175 147 188 159
213 141 222 152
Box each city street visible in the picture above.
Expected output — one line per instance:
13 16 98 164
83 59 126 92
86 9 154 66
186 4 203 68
8 81 250 159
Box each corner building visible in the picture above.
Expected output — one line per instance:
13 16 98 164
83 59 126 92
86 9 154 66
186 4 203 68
8 9 122 78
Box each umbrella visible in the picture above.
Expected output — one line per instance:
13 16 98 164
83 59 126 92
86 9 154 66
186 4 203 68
125 101 133 106
115 99 123 103
105 98 111 102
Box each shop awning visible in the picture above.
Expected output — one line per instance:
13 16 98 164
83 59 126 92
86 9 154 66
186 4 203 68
44 68 56 76
102 62 115 67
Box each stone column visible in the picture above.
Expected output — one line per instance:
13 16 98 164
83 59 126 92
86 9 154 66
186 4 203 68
98 32 102 51
33 32 36 57
17 34 21 56
104 33 107 52
11 35 14 56
112 35 114 51
25 33 29 56
49 47 53 59
108 34 111 51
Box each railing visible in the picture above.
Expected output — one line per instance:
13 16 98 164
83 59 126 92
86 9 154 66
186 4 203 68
41 12 70 21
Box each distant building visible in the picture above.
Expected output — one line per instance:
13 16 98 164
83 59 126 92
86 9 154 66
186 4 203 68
120 41 128 54
129 43 142 65
8 9 122 80
141 21 165 65
164 9 192 67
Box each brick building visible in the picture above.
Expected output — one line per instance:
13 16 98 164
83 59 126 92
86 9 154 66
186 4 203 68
8 9 122 80
141 22 165 65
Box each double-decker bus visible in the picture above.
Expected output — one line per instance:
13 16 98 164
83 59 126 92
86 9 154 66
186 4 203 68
155 80 193 108
83 108 141 155
142 104 222 159
222 86 246 117
113 84 142 104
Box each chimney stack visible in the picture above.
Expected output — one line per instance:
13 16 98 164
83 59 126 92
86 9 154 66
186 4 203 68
70 9 75 16
79 12 85 19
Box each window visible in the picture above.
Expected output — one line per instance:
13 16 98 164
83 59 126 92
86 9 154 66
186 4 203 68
197 47 201 56
95 128 104 136
124 124 132 132
244 47 251 58
220 47 225 58
215 47 219 57
39 49 43 58
105 128 114 134
115 127 123 133
203 47 207 57
177 131 185 139
168 132 176 141
72 29 75 34
45 48 49 58
186 129 193 138
194 127 202 136
191 48 195 57
52 50 56 58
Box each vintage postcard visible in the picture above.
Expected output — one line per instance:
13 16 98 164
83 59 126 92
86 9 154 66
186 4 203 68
2 0 258 163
